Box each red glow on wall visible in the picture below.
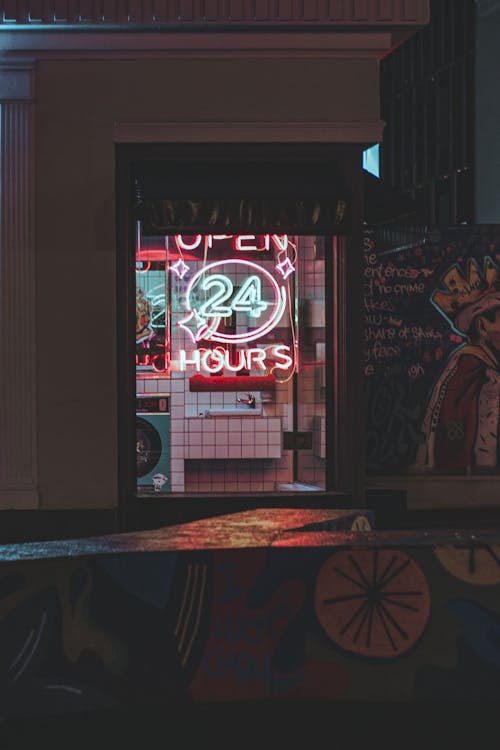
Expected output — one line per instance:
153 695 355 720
136 248 166 262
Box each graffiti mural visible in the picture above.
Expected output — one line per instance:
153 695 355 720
414 256 500 472
3 514 500 715
314 549 430 658
364 225 500 475
0 551 211 717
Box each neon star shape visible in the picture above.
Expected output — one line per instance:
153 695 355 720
276 257 295 279
170 259 190 279
177 310 220 342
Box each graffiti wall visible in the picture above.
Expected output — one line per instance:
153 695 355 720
2 524 500 716
364 225 500 476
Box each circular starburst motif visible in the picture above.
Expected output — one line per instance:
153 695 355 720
434 544 500 585
314 549 430 658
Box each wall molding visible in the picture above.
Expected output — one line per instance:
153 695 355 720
114 120 385 144
0 60 38 509
0 30 395 58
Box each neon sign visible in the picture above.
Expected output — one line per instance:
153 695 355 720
170 258 190 279
178 259 288 344
136 234 290 265
175 254 295 375
132 232 298 378
174 234 288 254
179 345 293 373
136 351 168 372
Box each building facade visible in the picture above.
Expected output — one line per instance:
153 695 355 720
0 2 429 529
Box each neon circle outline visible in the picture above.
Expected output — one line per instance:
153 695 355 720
183 258 287 344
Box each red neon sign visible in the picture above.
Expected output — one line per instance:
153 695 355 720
136 234 290 263
179 345 293 374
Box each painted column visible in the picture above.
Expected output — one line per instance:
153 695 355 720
0 59 38 508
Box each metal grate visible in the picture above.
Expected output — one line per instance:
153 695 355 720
379 0 475 225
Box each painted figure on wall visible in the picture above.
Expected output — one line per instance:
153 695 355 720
414 256 500 473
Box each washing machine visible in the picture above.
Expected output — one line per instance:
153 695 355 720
136 395 171 493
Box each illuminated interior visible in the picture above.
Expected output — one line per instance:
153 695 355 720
135 228 327 495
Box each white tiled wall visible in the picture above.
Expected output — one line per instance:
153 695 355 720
185 417 282 459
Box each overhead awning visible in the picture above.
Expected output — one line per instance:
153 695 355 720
134 158 351 235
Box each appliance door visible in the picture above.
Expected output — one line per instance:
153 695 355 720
136 413 171 493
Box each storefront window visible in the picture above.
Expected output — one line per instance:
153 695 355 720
135 228 327 495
